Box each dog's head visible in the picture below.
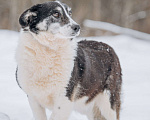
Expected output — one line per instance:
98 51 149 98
19 1 80 39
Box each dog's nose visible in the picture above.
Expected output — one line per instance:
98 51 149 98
71 24 80 32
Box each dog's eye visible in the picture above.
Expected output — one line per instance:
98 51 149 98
53 12 60 18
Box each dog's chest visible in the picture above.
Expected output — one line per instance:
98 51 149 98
17 34 76 101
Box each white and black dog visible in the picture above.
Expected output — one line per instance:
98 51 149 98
16 1 122 120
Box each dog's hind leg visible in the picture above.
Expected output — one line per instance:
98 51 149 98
92 105 106 120
28 96 47 120
86 105 106 120
95 91 117 120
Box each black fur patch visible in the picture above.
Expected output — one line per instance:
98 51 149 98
66 40 122 112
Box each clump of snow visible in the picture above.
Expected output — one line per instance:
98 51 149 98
0 30 150 120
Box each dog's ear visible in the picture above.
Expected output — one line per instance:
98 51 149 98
19 4 43 28
19 9 37 28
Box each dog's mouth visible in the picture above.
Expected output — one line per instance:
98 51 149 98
58 32 80 39
71 31 80 37
67 30 80 38
54 28 80 39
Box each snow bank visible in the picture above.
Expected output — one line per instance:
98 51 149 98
83 19 150 41
0 30 150 120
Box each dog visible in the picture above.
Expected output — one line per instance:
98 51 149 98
16 1 122 120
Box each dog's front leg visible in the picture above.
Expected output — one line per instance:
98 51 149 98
50 96 73 120
28 96 47 120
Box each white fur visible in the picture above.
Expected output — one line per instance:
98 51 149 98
25 11 36 20
68 7 72 12
56 7 62 11
95 90 117 120
28 96 47 120
74 97 94 115
37 19 48 31
16 31 77 109
71 84 81 101
73 91 117 120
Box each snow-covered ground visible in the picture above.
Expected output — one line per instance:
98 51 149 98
0 30 150 120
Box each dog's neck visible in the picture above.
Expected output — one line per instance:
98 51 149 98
20 31 76 51
17 30 77 94
19 31 77 53
30 31 67 50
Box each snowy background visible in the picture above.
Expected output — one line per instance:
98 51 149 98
0 30 150 120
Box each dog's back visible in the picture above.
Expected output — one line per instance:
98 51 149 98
67 40 122 120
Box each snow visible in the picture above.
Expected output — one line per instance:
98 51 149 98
0 30 150 120
0 113 10 120
83 19 150 41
